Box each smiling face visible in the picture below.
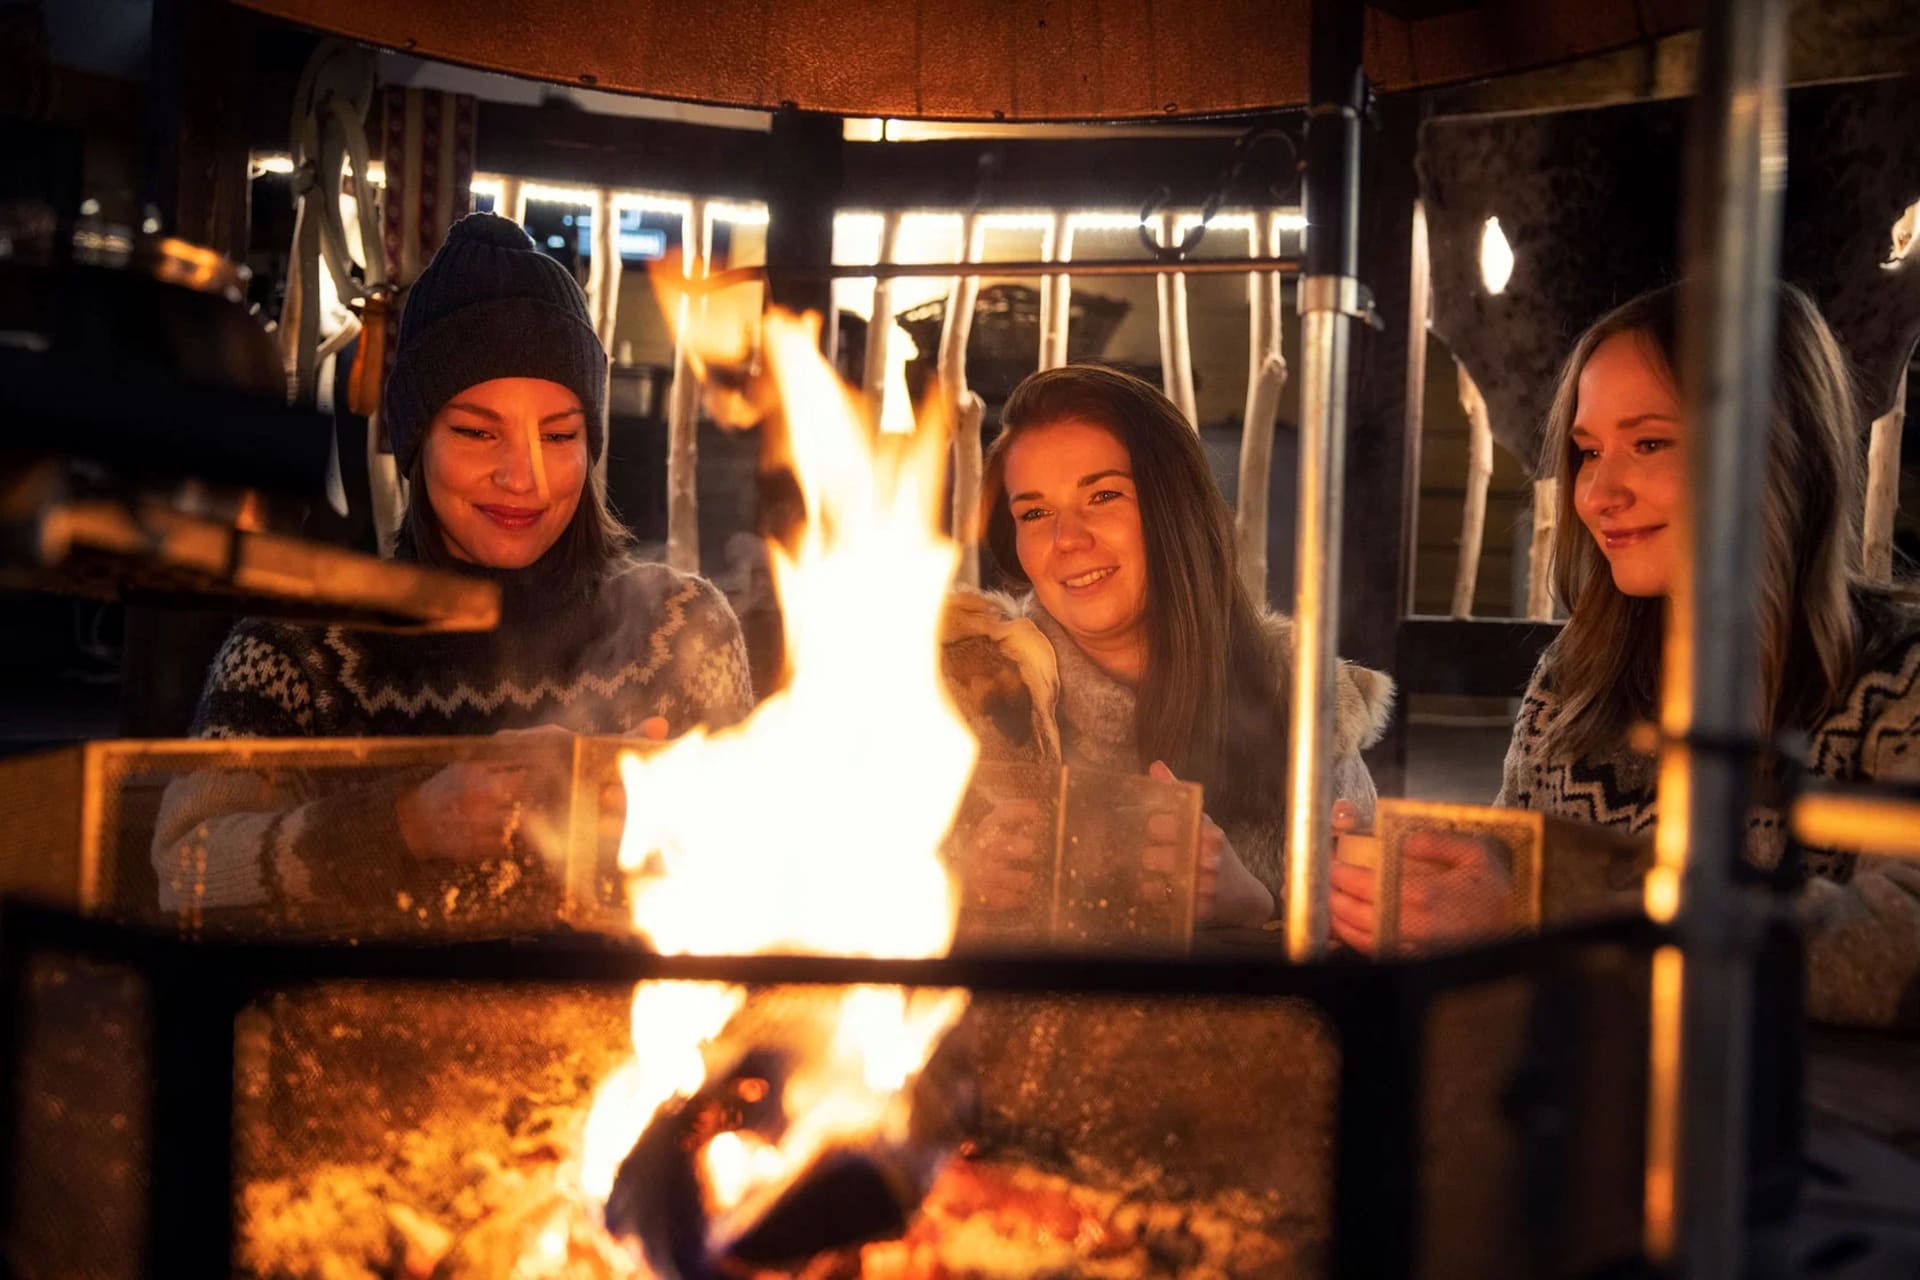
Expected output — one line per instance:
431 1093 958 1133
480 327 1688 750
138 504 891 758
421 376 589 569
1570 332 1686 598
1003 419 1150 678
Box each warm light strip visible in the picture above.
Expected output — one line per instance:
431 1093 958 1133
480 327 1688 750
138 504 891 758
1175 211 1310 234
246 155 1299 238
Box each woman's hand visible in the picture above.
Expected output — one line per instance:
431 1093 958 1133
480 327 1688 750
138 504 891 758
1330 802 1512 954
396 761 530 862
394 723 585 862
1147 762 1275 928
1329 800 1380 952
964 797 1045 913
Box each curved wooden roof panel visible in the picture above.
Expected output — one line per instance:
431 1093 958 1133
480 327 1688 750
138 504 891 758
233 0 1700 120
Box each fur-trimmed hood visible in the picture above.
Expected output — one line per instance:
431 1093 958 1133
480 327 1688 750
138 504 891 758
939 590 1394 764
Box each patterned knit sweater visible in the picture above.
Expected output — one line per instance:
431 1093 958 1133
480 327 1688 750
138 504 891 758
152 556 753 924
1498 622 1920 1029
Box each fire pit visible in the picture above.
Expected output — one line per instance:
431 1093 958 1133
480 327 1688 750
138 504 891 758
0 902 1660 1279
0 278 1663 1280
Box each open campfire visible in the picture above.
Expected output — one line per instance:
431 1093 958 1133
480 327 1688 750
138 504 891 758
235 298 1278 1280
575 302 976 1277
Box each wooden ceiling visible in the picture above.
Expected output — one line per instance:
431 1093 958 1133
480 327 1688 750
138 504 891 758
232 0 1700 121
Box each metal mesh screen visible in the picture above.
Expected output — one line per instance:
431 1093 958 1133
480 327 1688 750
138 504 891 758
228 983 1339 1278
1417 945 1652 1278
5 952 151 1280
0 927 1657 1278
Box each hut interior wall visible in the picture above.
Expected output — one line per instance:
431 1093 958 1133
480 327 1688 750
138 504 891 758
12 0 1918 755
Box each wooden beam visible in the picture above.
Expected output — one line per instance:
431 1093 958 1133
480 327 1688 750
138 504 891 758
469 106 1301 215
838 131 1284 212
748 111 844 699
763 110 840 318
474 101 768 201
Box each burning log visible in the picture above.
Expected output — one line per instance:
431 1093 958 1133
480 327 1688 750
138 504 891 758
601 1043 955 1280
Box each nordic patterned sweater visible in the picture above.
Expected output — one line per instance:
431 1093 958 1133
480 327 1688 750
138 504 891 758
1497 621 1920 1029
151 555 753 923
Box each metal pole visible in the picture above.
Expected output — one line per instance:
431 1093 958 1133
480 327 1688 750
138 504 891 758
1284 0 1366 962
1644 0 1788 1271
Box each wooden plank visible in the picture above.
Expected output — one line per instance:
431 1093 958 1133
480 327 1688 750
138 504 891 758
1395 616 1561 699
233 0 1694 121
471 109 1281 215
474 102 769 199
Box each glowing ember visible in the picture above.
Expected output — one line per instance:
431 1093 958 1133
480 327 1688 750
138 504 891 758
572 303 978 1271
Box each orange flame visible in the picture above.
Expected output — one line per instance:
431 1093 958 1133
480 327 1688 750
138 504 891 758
575 305 976 1264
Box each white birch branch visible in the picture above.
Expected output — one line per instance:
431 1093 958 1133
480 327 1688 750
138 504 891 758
1451 359 1496 618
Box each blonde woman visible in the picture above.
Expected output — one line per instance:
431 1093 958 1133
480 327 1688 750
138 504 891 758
1332 284 1920 1029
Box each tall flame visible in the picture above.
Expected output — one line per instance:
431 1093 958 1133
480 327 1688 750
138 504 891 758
576 306 978 1264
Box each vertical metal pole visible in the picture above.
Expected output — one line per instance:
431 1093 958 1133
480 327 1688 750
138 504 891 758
1284 0 1366 961
148 971 239 1276
1644 0 1788 1271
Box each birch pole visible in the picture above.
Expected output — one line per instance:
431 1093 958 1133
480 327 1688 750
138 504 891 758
664 197 710 573
586 189 625 494
1526 478 1559 618
862 211 903 407
498 176 527 228
586 188 623 352
1864 375 1908 581
1042 212 1075 369
1451 359 1495 617
943 213 987 586
1236 212 1290 603
1150 215 1199 428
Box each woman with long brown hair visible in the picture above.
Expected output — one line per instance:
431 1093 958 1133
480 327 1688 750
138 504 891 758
1332 283 1920 1027
945 364 1394 928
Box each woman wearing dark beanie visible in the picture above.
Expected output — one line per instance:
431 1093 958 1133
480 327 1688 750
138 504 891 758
153 213 753 924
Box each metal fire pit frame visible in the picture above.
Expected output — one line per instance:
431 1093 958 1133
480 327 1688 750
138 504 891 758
0 896 1667 1279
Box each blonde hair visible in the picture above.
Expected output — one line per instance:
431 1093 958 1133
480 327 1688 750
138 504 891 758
1538 283 1868 760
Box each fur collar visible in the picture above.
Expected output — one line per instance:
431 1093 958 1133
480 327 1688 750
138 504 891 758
940 590 1395 759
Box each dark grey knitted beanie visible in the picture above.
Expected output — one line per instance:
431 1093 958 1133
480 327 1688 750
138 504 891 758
382 212 608 473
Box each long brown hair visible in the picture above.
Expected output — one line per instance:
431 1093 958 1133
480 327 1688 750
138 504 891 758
982 364 1287 823
400 443 634 591
1539 282 1868 759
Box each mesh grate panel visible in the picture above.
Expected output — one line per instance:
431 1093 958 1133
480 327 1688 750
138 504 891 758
229 983 1338 1279
6 953 151 1280
1417 945 1652 1278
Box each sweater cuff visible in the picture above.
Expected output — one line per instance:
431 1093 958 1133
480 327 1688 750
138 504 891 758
272 772 426 924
